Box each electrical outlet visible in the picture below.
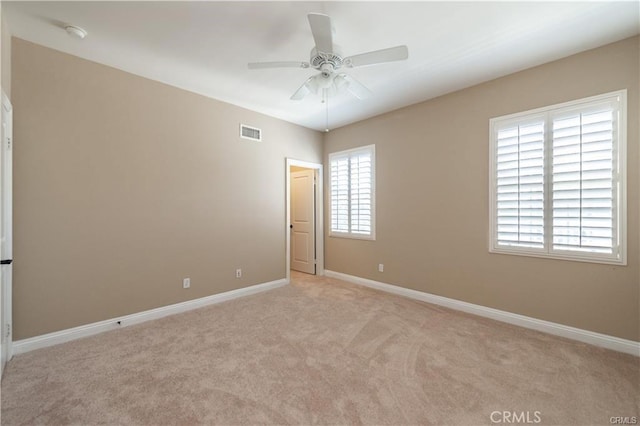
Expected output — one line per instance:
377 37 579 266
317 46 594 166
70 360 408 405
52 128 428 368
183 278 190 289
378 263 384 272
236 269 242 278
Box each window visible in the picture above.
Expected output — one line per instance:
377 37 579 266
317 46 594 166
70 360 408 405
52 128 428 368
489 91 626 265
329 145 375 239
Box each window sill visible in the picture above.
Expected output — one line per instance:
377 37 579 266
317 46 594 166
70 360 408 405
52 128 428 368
489 247 626 266
329 232 376 241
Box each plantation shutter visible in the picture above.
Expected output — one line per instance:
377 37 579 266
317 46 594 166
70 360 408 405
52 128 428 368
330 156 349 233
350 152 372 234
495 121 545 248
329 145 375 238
551 104 617 254
490 91 625 264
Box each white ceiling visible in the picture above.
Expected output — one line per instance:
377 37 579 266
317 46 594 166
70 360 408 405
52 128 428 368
4 1 639 131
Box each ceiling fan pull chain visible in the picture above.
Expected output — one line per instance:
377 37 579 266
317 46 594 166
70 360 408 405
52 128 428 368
325 92 330 132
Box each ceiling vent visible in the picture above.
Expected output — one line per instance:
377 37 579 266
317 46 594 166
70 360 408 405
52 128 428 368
240 124 262 142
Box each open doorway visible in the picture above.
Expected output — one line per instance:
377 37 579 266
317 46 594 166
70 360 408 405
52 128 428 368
285 159 323 282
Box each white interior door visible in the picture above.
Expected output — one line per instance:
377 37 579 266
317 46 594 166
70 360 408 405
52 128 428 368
290 169 315 274
1 90 13 375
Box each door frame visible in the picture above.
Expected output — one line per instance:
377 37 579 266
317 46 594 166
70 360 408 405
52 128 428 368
1 90 13 371
286 158 323 281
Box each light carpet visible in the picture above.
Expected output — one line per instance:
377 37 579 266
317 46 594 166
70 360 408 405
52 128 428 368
1 272 638 425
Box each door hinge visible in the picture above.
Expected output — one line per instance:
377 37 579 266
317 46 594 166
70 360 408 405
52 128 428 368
6 324 10 338
6 137 11 150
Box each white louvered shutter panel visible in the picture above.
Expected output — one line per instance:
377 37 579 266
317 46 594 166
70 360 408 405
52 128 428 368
350 152 372 234
330 155 350 233
551 104 617 254
495 121 545 248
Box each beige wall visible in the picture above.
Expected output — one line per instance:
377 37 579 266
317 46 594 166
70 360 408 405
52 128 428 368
12 38 323 339
324 36 640 342
1 10 11 98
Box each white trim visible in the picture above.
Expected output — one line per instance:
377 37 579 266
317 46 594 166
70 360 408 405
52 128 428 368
324 270 639 357
285 158 324 282
12 278 288 355
1 90 12 366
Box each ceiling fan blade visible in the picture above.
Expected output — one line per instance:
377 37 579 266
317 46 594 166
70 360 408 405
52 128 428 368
248 61 309 70
344 45 409 68
290 76 319 100
338 74 373 99
290 84 310 101
308 13 334 53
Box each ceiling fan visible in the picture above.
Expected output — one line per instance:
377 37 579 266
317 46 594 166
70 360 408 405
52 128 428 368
248 13 409 102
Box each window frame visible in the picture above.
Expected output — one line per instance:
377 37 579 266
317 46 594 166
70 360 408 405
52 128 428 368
328 144 376 240
489 90 627 265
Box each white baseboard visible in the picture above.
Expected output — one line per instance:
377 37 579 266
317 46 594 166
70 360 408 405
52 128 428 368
12 278 289 356
324 270 639 357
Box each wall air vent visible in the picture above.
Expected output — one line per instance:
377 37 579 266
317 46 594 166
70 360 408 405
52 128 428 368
240 124 262 142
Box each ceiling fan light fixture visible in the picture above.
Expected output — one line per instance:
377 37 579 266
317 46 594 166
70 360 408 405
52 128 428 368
65 25 87 40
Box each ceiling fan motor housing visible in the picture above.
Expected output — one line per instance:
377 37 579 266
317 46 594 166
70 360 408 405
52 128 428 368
310 47 343 75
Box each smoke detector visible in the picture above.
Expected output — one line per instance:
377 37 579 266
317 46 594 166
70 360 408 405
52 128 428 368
65 25 87 40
